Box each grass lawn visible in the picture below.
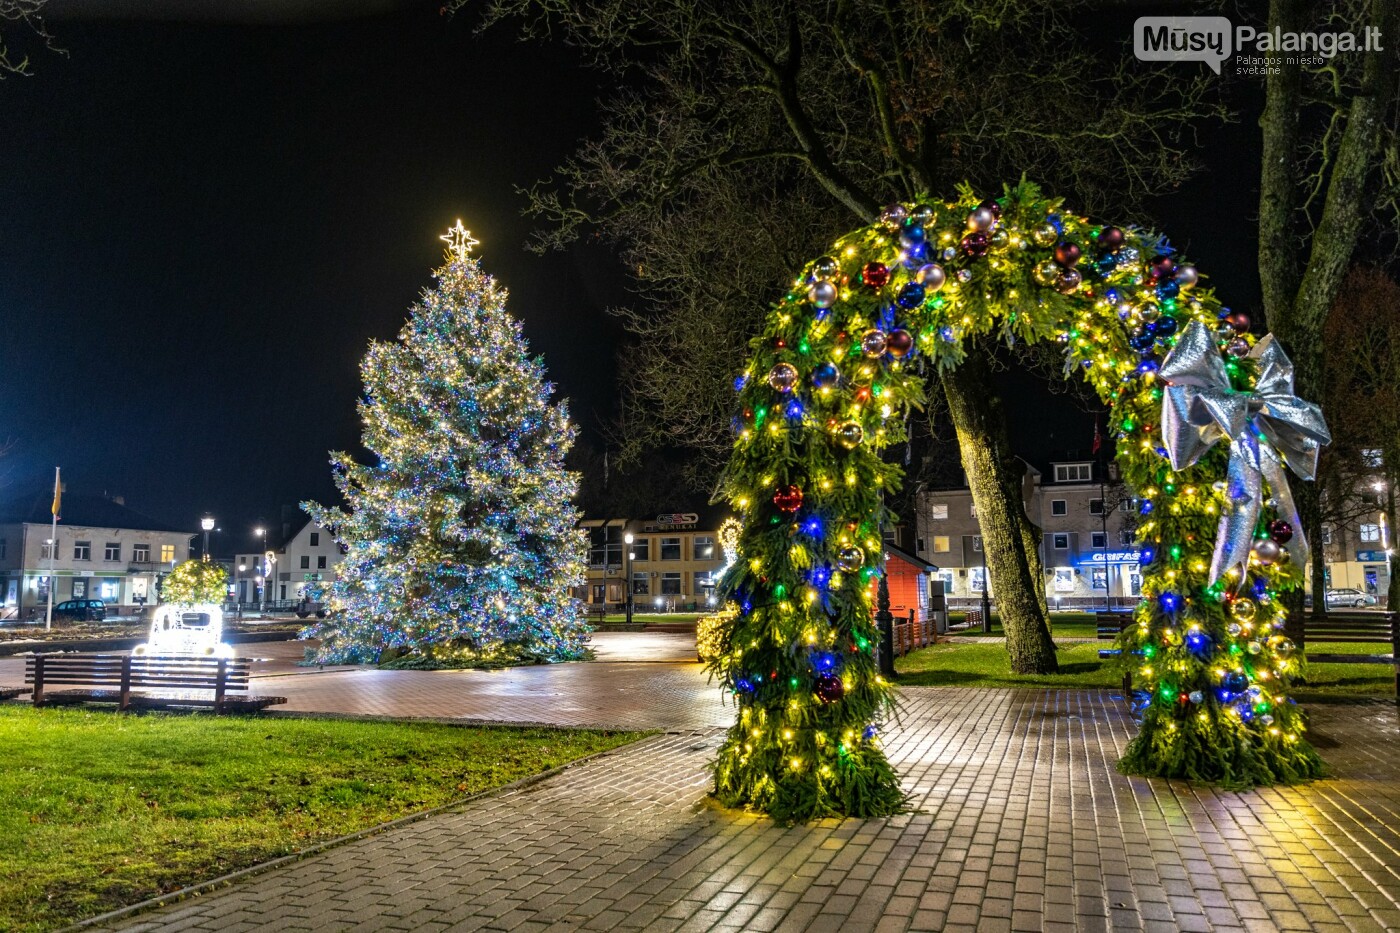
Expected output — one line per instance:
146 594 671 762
897 639 1394 697
947 611 1101 640
0 708 643 932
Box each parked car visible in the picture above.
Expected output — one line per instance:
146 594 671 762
1325 587 1378 608
51 599 107 622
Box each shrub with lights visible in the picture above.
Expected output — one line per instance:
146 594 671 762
713 182 1330 820
302 223 592 667
160 558 230 606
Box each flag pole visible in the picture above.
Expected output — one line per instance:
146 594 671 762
46 467 59 631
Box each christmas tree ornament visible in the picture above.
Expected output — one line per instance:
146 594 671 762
941 246 958 261
1226 337 1251 357
978 197 1002 219
966 206 996 231
836 421 864 448
1188 690 1204 705
1268 519 1294 544
1230 598 1257 622
886 329 914 357
1032 260 1061 287
772 485 804 513
861 329 889 357
917 263 947 290
1054 242 1082 266
1175 265 1199 289
1253 539 1281 564
767 362 800 393
899 224 926 248
1138 301 1162 323
861 262 891 288
1055 269 1082 294
955 268 973 283
961 232 989 257
1225 310 1251 333
1227 622 1243 637
1099 226 1126 251
836 546 864 572
1150 255 1176 278
878 203 908 228
1225 671 1249 693
808 280 838 308
896 282 926 309
812 256 841 281
814 673 845 704
1153 316 1178 337
910 204 936 226
812 362 841 389
1031 222 1058 247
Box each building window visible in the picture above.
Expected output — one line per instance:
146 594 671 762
630 537 650 562
660 537 682 560
1091 568 1108 591
0 539 6 560
693 536 715 560
1054 463 1092 483
970 503 977 517
1051 500 1067 517
931 504 949 520
1322 526 1333 545
104 542 121 561
74 541 91 561
588 526 622 568
937 569 955 593
1052 533 1069 550
1089 499 1104 515
317 556 327 569
40 542 54 560
310 532 320 546
934 536 951 553
1053 568 1074 592
971 535 982 552
1362 448 1384 467
970 567 986 592
1119 530 1136 546
1091 532 1108 549
300 555 310 569
632 572 649 595
133 544 150 562
99 580 120 601
160 544 175 563
72 579 88 598
1360 523 1382 543
660 572 682 595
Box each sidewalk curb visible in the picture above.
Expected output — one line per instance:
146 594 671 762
58 728 669 932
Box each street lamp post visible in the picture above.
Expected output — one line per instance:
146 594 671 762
979 539 992 634
624 531 635 626
201 516 215 560
255 527 267 611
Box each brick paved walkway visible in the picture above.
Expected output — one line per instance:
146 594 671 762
97 688 1400 932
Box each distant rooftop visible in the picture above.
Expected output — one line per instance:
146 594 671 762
0 491 191 535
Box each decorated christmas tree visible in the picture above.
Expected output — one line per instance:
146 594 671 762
303 222 591 666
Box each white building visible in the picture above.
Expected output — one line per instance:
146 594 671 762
0 492 194 616
230 517 343 605
914 458 1141 610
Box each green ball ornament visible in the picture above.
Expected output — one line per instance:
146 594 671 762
836 546 864 572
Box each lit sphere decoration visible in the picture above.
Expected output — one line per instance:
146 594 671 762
811 362 841 389
878 203 907 228
812 256 841 281
1138 301 1162 323
1055 269 1082 295
1227 337 1252 357
1030 222 1058 247
896 282 925 309
1188 690 1204 705
809 281 838 308
767 362 799 393
772 485 804 513
1230 598 1257 623
836 546 864 572
861 262 891 288
961 232 989 258
1268 519 1294 544
917 263 946 290
836 421 864 449
1054 242 1082 266
1225 671 1249 693
910 204 936 226
1032 260 1061 287
1175 264 1199 289
886 329 914 357
861 329 889 357
1253 539 1282 564
966 206 996 232
1100 226 1126 251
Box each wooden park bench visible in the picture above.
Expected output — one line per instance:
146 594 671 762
1306 611 1398 698
22 654 286 713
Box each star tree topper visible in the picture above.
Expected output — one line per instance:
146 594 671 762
441 220 480 262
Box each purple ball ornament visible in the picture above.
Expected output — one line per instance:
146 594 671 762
814 673 845 704
861 328 889 357
1099 226 1126 252
887 329 914 357
1054 242 1082 267
1268 519 1294 544
961 231 990 258
1055 268 1082 295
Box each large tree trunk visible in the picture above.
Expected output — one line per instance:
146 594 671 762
940 346 1057 674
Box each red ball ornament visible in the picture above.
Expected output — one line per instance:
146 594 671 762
1225 311 1251 334
1099 226 1126 252
814 673 844 704
1053 242 1082 267
773 485 804 513
1269 519 1294 544
886 328 914 357
861 262 890 288
961 232 989 257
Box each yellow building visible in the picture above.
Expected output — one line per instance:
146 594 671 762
578 513 728 612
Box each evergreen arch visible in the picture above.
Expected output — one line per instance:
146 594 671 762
714 183 1331 821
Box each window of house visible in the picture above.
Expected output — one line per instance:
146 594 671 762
916 537 925 552
660 572 682 594
937 569 955 593
73 541 91 561
1053 568 1074 592
693 536 715 560
1051 500 1067 516
630 538 650 561
632 572 649 595
1091 568 1108 591
310 532 320 546
1360 523 1382 543
1091 532 1108 549
1119 530 1136 546
72 579 87 598
1052 533 1069 550
133 544 150 562
660 537 682 560
881 528 896 544
317 556 327 569
160 544 175 562
588 526 622 568
970 503 977 517
1322 526 1334 545
1362 448 1384 467
934 536 951 553
300 555 311 569
971 535 982 552
970 567 986 592
931 504 949 520
40 542 54 560
1054 463 1092 483
99 580 121 601
104 542 121 561
1089 499 1104 515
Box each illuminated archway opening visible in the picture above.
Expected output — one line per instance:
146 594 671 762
714 183 1330 821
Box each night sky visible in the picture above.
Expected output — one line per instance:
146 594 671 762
0 0 1264 551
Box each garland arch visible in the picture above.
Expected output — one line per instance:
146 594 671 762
714 182 1331 822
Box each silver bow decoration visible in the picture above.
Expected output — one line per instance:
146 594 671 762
1158 320 1331 585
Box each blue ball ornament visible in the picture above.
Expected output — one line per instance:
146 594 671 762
812 362 841 389
896 281 926 309
1154 316 1179 337
1225 671 1248 693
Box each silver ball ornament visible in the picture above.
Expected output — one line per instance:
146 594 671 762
860 329 888 357
966 207 996 232
808 280 838 308
767 362 799 393
917 263 946 291
836 546 864 572
1175 265 1199 289
812 256 840 281
1253 539 1282 564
